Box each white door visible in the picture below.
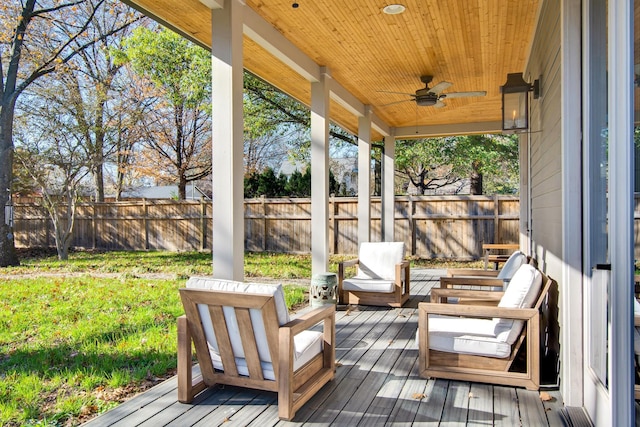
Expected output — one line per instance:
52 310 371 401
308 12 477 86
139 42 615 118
583 0 635 424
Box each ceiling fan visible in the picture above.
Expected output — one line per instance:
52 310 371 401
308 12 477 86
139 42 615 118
380 75 486 108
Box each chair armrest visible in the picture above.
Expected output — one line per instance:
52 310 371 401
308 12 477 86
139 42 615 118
339 258 359 268
281 304 336 336
446 268 500 278
440 276 506 288
338 258 359 281
430 288 504 303
419 301 538 321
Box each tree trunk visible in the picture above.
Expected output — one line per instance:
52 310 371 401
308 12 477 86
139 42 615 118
179 175 187 200
0 103 20 267
470 161 483 195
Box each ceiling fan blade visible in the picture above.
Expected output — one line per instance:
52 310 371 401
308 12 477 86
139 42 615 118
434 100 446 108
429 81 453 94
379 99 413 107
441 90 487 99
376 90 414 96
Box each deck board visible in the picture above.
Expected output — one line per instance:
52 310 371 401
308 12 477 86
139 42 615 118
83 269 569 427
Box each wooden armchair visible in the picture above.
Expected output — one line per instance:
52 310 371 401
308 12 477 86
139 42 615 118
418 264 553 390
178 277 335 420
338 241 410 307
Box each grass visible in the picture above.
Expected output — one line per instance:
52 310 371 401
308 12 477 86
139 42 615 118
1 249 481 426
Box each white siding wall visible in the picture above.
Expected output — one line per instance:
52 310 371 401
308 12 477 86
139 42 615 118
528 0 563 282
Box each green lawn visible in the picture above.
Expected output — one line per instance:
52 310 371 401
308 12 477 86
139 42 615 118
0 250 480 426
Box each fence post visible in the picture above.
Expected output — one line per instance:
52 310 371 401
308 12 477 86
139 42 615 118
200 199 206 251
91 202 97 249
410 195 416 256
143 199 150 250
261 196 267 251
493 194 500 243
330 195 337 254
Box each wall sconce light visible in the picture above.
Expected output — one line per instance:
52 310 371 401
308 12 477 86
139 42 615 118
501 73 540 133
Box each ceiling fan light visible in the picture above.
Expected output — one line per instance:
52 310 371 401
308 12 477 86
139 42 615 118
382 4 406 15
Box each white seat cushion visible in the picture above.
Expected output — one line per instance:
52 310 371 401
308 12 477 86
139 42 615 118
209 329 324 380
186 277 290 363
421 315 512 358
356 242 405 280
342 277 395 293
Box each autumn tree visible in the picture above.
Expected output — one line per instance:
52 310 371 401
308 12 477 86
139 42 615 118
0 0 136 267
118 27 212 199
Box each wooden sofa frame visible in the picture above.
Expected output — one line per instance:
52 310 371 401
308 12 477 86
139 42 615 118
178 288 336 420
418 270 554 390
337 258 410 307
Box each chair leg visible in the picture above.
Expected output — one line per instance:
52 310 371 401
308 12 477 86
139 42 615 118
278 327 295 420
177 316 205 403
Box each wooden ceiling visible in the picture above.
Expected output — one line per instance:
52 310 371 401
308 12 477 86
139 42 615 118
124 0 540 140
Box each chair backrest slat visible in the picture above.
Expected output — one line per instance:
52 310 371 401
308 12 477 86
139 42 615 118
209 305 239 377
236 307 265 380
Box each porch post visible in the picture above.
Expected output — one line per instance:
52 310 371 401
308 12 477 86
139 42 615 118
358 106 372 243
608 0 634 423
210 0 244 280
382 133 395 242
311 68 331 275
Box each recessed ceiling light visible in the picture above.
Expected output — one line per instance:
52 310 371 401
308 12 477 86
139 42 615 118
382 4 406 15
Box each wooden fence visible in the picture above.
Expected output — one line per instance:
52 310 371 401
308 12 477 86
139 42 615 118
13 195 520 259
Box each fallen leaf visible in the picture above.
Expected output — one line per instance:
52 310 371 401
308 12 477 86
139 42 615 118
412 393 426 400
345 309 351 316
539 391 552 401
468 392 474 398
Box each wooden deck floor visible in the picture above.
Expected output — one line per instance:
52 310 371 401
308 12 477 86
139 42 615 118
84 269 573 427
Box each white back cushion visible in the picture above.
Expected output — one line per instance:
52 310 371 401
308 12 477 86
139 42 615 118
493 264 543 344
186 277 290 362
497 264 542 309
356 242 405 280
496 251 527 280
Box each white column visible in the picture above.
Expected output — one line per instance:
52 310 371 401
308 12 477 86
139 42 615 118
382 133 395 242
311 69 330 275
357 107 372 244
210 0 244 280
560 0 583 407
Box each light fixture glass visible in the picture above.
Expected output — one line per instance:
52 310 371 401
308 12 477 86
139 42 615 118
382 4 406 15
501 73 531 133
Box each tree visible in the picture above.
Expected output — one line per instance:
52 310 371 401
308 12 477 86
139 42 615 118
0 0 135 267
14 113 92 260
65 3 142 201
395 137 462 195
118 27 212 200
394 135 519 195
446 134 519 195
